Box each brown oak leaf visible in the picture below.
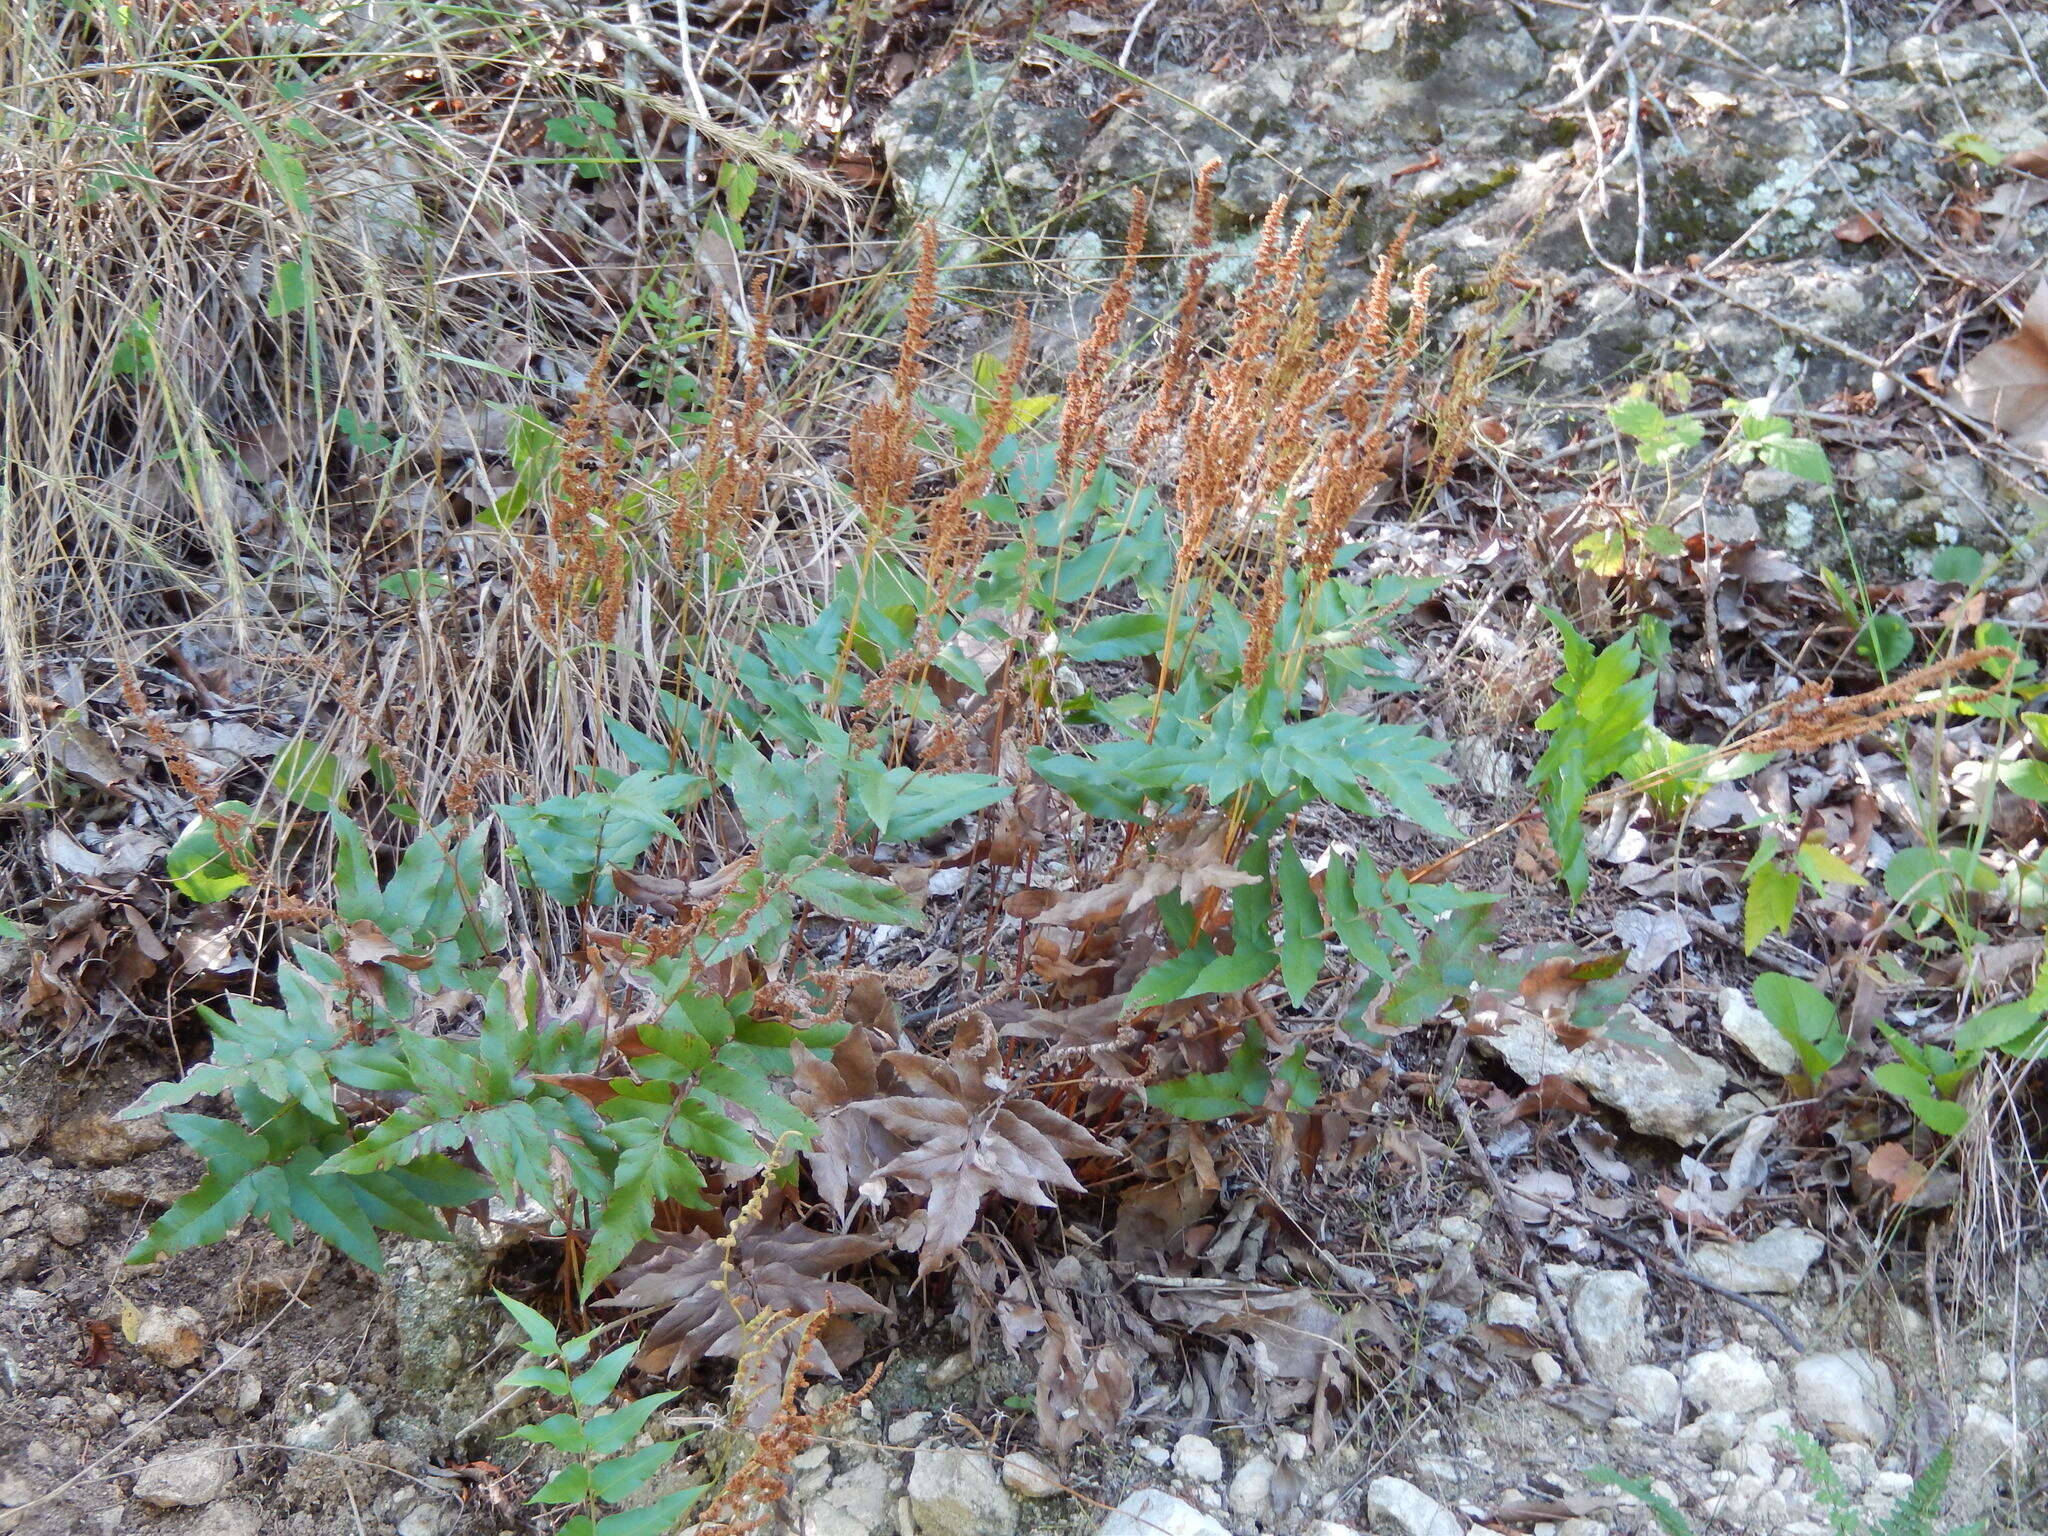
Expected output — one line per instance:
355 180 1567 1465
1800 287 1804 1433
789 1025 906 1220
602 1222 888 1417
855 1017 1112 1273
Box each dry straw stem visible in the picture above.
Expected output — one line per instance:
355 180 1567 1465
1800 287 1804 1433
0 0 868 913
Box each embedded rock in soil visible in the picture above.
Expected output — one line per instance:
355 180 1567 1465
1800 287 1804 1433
132 1304 206 1368
1365 1475 1462 1536
796 1456 899 1536
1227 1453 1278 1521
907 1445 1016 1536
1945 1404 2022 1525
1569 1269 1650 1384
1790 1351 1895 1447
1475 1007 1727 1143
49 1110 169 1167
875 55 1091 256
1718 986 1799 1075
1689 1227 1824 1296
1171 1433 1224 1484
284 1387 376 1453
1000 1451 1063 1499
191 1501 264 1536
1097 1488 1232 1536
132 1441 236 1508
1615 1364 1682 1426
1682 1344 1778 1417
378 1233 502 1453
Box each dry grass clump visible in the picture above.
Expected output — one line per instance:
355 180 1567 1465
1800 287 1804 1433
0 0 829 853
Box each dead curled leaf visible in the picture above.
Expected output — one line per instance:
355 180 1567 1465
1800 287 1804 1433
1953 280 2048 456
601 1222 888 1421
1031 818 1256 928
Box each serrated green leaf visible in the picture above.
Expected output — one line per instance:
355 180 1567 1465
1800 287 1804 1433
1744 858 1799 954
791 862 924 926
1147 1038 1269 1121
1274 840 1323 1006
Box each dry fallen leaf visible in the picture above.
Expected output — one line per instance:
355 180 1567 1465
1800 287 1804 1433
602 1221 888 1419
1832 211 1883 244
1954 280 2048 455
851 1017 1112 1273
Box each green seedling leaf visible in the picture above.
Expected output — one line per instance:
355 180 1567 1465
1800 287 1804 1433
1744 857 1799 955
272 739 349 813
1752 971 1847 1078
1854 612 1914 672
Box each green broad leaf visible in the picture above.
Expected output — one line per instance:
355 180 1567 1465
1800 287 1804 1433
511 1411 591 1455
1607 395 1667 440
791 862 924 927
1955 1000 2045 1053
1531 611 1655 902
1187 939 1278 999
1380 903 1498 1031
1027 746 1153 821
583 1391 684 1456
569 1342 640 1407
1869 1063 1967 1136
1854 612 1914 672
1062 612 1167 662
1752 972 1846 1077
1744 858 1799 955
1274 841 1323 1006
531 1463 593 1505
1272 1044 1320 1110
1999 760 2048 802
583 1131 699 1294
1124 945 1214 1012
1794 838 1864 889
595 1490 705 1536
272 738 349 813
496 1292 564 1356
500 1364 574 1394
857 768 1009 842
1757 434 1832 485
1574 525 1627 578
590 1441 683 1505
266 259 312 317
166 801 258 903
1147 1038 1270 1122
1931 545 1984 585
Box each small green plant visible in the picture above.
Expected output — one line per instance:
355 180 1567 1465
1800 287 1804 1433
497 1292 704 1536
1530 609 1657 901
1591 1438 1988 1536
544 97 629 179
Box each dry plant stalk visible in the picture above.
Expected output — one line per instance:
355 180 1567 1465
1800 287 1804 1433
527 371 630 642
1058 192 1148 488
691 1308 883 1536
1735 646 2016 756
848 223 939 525
1134 160 1222 465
